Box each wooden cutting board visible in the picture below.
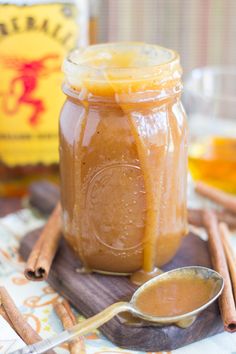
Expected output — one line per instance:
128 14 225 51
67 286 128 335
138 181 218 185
19 227 224 352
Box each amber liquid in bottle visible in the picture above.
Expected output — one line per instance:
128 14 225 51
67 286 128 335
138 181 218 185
0 1 87 196
189 136 236 194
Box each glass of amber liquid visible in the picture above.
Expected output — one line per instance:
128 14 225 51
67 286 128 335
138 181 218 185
185 67 236 194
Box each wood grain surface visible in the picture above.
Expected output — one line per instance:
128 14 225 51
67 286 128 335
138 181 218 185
19 230 224 351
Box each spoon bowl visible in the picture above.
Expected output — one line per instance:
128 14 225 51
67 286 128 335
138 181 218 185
10 266 224 354
129 266 224 328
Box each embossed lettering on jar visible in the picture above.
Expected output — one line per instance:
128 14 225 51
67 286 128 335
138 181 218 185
60 43 188 275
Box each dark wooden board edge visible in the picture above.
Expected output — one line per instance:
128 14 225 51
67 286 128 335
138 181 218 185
19 230 224 351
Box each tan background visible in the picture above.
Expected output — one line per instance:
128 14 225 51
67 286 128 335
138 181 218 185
91 0 236 76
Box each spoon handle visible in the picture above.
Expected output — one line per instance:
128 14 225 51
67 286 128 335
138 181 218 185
10 302 130 354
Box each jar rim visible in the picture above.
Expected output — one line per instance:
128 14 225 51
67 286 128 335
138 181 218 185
63 42 182 99
65 42 178 71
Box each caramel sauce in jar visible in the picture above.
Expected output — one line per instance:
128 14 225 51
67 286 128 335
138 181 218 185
60 43 188 275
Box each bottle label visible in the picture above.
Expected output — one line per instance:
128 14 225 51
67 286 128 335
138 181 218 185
0 2 87 166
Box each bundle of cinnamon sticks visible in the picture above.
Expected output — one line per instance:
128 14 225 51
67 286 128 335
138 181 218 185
194 182 236 333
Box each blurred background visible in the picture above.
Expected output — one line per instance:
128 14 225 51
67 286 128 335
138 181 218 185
1 0 236 197
90 0 236 75
89 0 236 194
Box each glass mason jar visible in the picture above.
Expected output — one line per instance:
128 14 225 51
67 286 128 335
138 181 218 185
60 43 188 276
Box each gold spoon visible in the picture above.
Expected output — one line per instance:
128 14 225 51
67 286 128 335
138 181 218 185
10 266 224 354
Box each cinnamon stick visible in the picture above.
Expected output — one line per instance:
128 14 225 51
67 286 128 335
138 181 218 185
25 202 62 281
54 300 86 354
188 208 236 229
219 223 236 302
203 210 236 332
0 287 55 353
195 182 236 214
0 286 41 343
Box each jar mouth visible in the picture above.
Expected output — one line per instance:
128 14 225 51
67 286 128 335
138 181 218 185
66 42 178 71
63 42 182 99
